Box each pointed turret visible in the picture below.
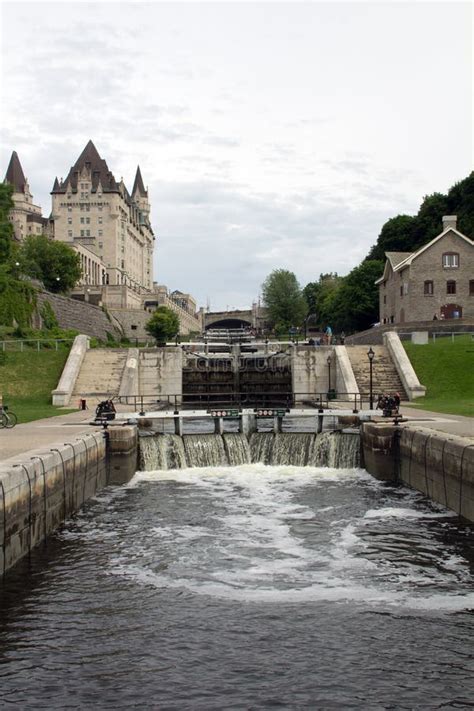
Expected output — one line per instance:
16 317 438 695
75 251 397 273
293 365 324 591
4 151 27 193
132 165 147 197
58 140 119 194
52 177 60 193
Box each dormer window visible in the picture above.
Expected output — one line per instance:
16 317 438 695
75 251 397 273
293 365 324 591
442 252 459 268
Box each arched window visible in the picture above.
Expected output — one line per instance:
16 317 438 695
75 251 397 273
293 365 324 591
446 280 456 295
442 252 459 268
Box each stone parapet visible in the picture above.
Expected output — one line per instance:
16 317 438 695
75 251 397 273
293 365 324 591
0 431 107 574
383 331 426 400
361 422 474 521
52 334 89 406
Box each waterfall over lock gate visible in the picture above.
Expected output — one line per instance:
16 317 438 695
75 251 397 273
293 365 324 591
139 431 361 471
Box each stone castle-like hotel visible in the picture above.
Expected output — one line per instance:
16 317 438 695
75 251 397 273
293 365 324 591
3 142 201 336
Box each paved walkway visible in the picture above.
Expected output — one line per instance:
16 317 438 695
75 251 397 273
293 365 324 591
399 403 473 439
0 409 96 462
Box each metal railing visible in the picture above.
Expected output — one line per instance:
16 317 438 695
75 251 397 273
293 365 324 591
0 338 75 352
116 391 372 415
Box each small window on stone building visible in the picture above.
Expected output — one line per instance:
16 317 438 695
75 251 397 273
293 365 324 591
131 325 137 331
81 217 84 224
443 253 459 268
447 280 456 295
470 280 474 295
98 230 103 237
68 230 72 237
80 230 84 237
400 286 403 297
424 280 434 295
383 295 386 304
98 217 103 224
68 217 72 224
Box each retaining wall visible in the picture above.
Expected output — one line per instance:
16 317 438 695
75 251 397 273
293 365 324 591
361 423 474 521
0 426 138 575
37 291 123 341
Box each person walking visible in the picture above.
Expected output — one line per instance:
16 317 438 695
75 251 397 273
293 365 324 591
325 325 332 345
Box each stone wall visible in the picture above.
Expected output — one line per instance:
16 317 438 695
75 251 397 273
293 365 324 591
110 306 201 340
361 423 474 521
37 291 123 341
0 426 138 574
345 319 474 345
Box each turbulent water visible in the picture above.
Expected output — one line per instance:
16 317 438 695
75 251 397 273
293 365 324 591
140 431 361 470
0 463 473 709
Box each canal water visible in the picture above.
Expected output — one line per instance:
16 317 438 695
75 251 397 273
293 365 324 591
0 463 473 709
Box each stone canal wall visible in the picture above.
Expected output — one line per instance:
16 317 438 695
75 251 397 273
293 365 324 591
361 423 474 521
0 426 138 575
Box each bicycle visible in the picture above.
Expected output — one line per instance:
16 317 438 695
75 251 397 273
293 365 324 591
0 406 18 428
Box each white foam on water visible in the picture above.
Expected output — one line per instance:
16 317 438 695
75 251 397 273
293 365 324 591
363 507 453 520
103 464 474 613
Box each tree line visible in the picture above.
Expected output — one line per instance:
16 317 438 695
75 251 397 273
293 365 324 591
263 171 474 335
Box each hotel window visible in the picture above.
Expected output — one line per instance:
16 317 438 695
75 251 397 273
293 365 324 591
470 280 474 295
99 242 103 250
68 217 72 224
68 230 72 237
80 217 84 224
98 217 102 224
98 205 103 211
447 280 456 295
86 230 90 236
80 230 84 237
98 230 103 237
86 218 90 224
442 252 459 268
424 280 434 295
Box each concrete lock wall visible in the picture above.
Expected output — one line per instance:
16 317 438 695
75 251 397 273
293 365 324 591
361 423 474 521
0 426 138 575
291 346 338 404
139 347 183 405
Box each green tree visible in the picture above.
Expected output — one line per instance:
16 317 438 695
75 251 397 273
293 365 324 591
303 273 342 329
17 235 81 293
145 306 180 343
0 265 37 327
262 269 307 333
366 215 416 261
329 260 384 332
0 183 14 264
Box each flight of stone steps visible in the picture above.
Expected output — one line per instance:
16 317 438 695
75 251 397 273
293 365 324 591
72 349 128 406
346 345 408 401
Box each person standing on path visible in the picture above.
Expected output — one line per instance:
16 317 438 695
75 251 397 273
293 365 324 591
325 325 332 345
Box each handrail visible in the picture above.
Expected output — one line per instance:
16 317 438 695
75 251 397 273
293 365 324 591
116 391 372 414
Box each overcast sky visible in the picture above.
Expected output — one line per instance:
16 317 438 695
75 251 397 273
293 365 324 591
1 1 472 310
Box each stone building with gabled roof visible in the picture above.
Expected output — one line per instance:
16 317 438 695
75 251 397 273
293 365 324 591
3 151 48 240
376 216 474 323
50 140 154 291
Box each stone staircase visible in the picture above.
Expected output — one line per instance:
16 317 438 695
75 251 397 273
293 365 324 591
346 345 408 401
72 349 128 406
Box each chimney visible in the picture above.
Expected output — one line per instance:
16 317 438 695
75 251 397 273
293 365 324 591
442 215 457 231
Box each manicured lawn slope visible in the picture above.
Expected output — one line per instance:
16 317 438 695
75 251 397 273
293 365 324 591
0 350 75 423
403 336 474 417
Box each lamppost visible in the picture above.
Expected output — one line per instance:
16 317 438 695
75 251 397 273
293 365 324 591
327 354 331 394
367 347 375 409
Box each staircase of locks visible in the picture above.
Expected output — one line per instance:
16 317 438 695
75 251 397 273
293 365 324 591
67 333 414 414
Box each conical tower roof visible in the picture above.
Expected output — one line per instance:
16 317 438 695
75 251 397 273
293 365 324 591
4 151 27 193
132 165 147 197
57 140 119 194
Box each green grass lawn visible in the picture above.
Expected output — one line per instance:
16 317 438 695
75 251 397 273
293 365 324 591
0 350 76 424
403 335 474 417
